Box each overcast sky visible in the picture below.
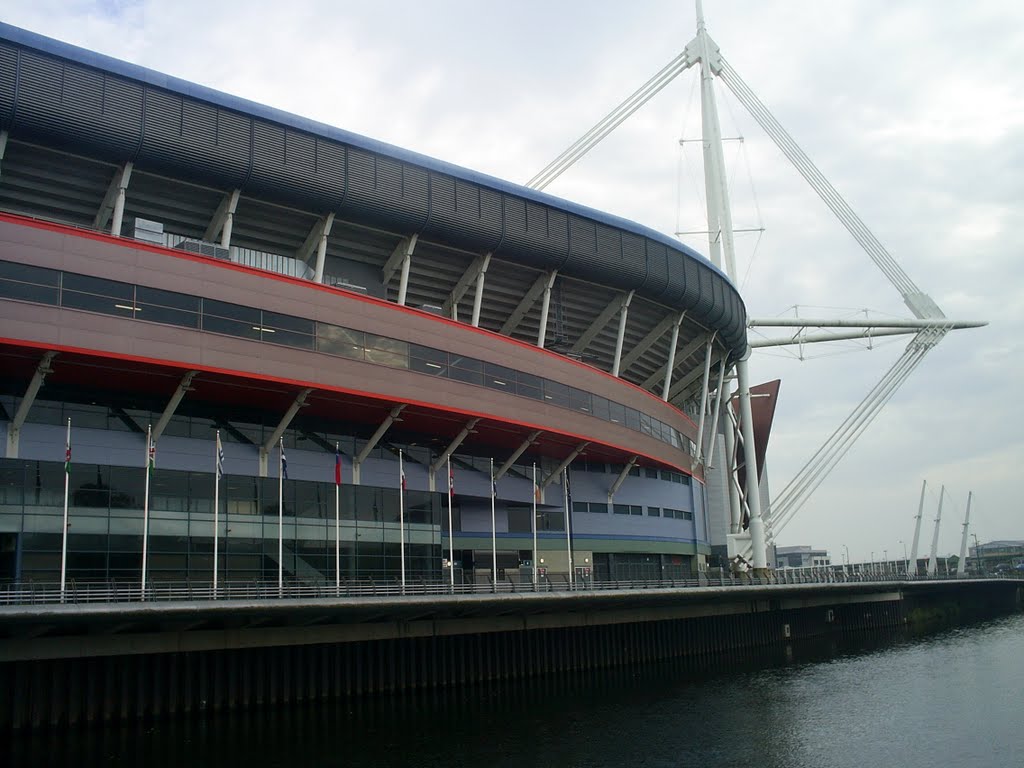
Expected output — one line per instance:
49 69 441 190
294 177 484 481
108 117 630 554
6 0 1022 564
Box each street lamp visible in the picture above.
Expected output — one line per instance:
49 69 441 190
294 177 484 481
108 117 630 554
900 539 908 577
883 549 888 575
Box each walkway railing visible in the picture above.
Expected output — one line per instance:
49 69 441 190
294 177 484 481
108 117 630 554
0 570 1015 607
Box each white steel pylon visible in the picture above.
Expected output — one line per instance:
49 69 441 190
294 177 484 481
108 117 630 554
527 2 985 571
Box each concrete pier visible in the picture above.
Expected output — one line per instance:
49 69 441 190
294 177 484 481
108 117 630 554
1 579 1020 728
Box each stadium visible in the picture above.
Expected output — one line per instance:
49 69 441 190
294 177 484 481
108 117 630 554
0 21 748 589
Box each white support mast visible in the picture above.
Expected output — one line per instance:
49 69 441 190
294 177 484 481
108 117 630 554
927 485 945 576
693 1 767 570
907 479 926 577
957 491 973 577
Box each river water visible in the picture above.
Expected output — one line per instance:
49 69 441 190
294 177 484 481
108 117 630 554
10 613 1024 767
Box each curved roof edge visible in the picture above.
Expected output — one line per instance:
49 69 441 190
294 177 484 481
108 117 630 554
0 21 731 284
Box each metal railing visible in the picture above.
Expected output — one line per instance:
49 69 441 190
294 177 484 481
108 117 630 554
0 569 1016 608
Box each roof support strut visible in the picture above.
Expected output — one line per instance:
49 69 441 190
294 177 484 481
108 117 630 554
493 430 543 483
258 388 313 477
352 405 406 485
5 351 57 459
428 418 480 491
94 162 133 235
151 371 198 444
203 189 241 248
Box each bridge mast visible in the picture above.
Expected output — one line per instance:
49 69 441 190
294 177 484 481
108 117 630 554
691 0 768 571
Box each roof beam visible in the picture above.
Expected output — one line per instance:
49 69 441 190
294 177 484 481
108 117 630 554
501 270 555 336
93 162 133 235
295 212 335 266
570 290 632 355
618 311 683 376
203 188 241 246
381 234 418 285
640 333 707 391
441 252 490 319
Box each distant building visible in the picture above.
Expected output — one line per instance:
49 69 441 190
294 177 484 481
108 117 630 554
775 545 830 570
969 540 1024 571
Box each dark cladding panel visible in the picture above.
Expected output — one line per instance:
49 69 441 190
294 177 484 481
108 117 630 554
344 152 426 231
499 196 557 270
680 257 701 307
250 120 340 209
0 43 16 129
138 88 251 187
592 224 630 286
639 238 668 295
12 51 140 160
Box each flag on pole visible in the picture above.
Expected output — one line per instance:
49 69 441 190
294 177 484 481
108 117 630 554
216 431 225 479
401 466 406 491
281 444 288 480
147 436 156 473
335 445 342 486
449 465 455 497
65 427 71 474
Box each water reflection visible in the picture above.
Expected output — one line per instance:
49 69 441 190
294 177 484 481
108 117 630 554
9 617 1024 768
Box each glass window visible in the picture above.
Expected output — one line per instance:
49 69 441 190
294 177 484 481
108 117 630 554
483 362 515 391
410 344 447 375
613 504 630 515
135 285 200 328
608 400 625 425
515 372 544 400
61 273 135 316
544 380 571 408
261 310 315 349
0 260 60 304
588 502 608 514
639 412 653 436
201 298 261 340
590 395 610 422
630 505 643 515
572 501 588 514
624 407 641 431
364 334 408 367
448 356 483 385
647 506 661 517
569 388 591 414
317 324 364 359
645 468 658 479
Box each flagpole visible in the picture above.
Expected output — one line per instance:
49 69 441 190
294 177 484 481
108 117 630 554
490 457 497 593
213 430 221 596
562 467 573 591
399 450 406 593
446 456 454 590
531 462 538 591
278 437 284 596
335 442 341 596
59 418 71 603
141 424 152 599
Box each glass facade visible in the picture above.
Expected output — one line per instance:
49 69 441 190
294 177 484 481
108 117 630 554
0 458 442 584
